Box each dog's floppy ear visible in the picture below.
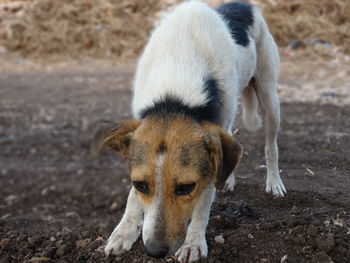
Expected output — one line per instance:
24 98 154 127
202 123 243 189
91 120 141 158
218 131 243 187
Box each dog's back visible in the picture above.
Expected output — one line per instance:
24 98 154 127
132 1 277 132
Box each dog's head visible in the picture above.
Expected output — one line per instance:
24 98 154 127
99 115 242 257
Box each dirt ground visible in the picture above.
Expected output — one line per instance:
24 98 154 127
1 60 350 263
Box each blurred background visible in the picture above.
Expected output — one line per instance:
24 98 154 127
0 1 349 263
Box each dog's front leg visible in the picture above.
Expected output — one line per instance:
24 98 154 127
175 184 215 263
105 187 143 256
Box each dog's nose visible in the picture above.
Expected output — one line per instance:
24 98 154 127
145 240 169 258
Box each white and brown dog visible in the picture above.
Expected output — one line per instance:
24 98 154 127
102 1 286 262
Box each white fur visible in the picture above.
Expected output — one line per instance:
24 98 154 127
105 188 143 255
142 154 165 243
107 0 286 261
175 183 215 262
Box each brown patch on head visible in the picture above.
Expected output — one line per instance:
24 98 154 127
129 115 215 251
103 116 242 253
180 141 209 177
129 140 147 168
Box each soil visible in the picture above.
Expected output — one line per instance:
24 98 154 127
1 64 350 263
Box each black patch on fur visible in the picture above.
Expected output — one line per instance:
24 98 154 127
140 76 222 124
157 141 167 154
216 2 254 47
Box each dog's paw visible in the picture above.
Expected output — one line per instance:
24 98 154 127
266 176 286 197
175 239 207 263
223 172 235 192
104 225 140 256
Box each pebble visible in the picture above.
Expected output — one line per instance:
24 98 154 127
247 233 254 239
0 238 11 248
214 235 225 244
260 258 270 263
65 211 79 218
333 218 346 227
280 254 288 263
96 245 105 253
324 220 331 227
300 245 313 255
110 202 120 211
76 239 87 248
5 195 17 205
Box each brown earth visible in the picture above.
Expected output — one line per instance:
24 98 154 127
0 64 350 263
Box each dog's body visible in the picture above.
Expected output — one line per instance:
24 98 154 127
103 1 286 262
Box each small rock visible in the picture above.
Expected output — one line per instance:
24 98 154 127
247 233 254 239
76 239 87 248
311 251 333 263
301 246 313 255
333 218 346 227
5 195 17 205
50 237 56 242
260 258 270 263
214 235 225 244
110 202 120 212
0 213 11 220
280 254 288 263
96 245 105 253
324 220 331 227
0 238 11 248
65 211 79 218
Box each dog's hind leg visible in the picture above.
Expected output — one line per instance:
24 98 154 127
253 24 286 197
105 188 143 255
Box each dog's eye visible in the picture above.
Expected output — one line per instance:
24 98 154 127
133 181 150 194
175 183 196 196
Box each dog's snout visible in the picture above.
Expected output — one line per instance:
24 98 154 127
145 240 169 258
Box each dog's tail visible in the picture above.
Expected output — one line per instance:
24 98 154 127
242 80 262 132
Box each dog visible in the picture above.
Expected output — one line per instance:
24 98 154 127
101 1 286 262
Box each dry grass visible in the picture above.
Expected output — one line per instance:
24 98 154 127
0 0 349 59
260 0 350 53
1 0 167 59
